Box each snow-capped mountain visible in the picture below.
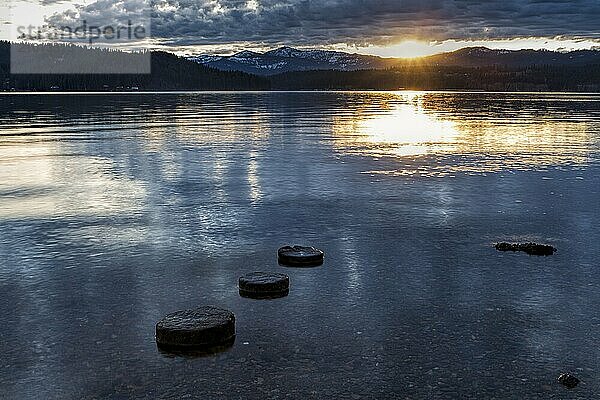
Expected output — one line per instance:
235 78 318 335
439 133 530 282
189 46 600 76
189 46 391 75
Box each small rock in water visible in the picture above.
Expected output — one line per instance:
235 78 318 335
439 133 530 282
239 272 290 299
494 242 556 256
558 373 580 389
278 245 324 267
155 306 235 354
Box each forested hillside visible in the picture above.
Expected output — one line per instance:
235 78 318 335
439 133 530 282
1 42 598 92
0 42 269 91
270 65 600 92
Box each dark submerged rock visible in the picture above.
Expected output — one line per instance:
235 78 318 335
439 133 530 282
156 306 235 353
558 373 580 389
239 272 290 299
278 245 324 267
494 242 556 256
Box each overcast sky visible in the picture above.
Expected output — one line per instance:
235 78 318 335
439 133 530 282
1 0 599 56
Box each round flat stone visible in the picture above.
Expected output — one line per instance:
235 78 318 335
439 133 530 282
278 245 324 267
156 306 235 351
239 272 289 299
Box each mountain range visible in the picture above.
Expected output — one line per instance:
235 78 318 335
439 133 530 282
190 46 600 75
188 46 389 75
1 41 598 92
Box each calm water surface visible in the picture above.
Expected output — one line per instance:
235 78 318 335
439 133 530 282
0 92 599 399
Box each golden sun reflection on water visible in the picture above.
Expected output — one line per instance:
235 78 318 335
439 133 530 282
332 93 597 176
334 102 460 157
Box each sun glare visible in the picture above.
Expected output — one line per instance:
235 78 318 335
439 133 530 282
351 40 434 59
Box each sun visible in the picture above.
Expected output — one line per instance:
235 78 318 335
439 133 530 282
357 40 439 59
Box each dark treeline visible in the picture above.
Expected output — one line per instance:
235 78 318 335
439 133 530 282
0 41 269 91
269 65 600 92
1 42 599 92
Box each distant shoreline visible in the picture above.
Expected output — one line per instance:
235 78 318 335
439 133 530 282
1 89 599 95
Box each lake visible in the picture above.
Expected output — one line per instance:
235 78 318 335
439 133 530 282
1 91 599 399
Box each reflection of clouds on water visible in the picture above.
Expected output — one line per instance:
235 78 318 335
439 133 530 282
0 142 146 220
247 149 263 203
336 236 362 296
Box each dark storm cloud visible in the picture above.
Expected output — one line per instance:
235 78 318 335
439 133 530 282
46 0 600 46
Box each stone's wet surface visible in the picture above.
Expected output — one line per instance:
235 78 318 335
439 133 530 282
278 245 324 267
558 373 580 389
495 242 557 256
239 272 290 299
1 92 600 398
156 306 235 351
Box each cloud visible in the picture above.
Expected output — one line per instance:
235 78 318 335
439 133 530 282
39 0 69 4
46 0 151 25
43 0 600 47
